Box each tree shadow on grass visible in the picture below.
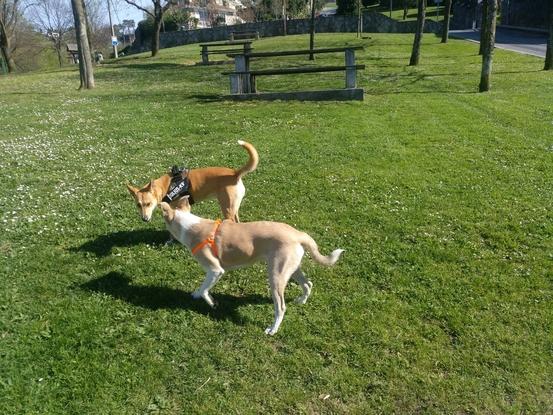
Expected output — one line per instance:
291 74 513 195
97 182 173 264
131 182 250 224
81 271 270 324
103 62 195 71
71 229 169 257
189 93 225 102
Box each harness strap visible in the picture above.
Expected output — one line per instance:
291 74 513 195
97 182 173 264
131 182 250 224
191 219 222 258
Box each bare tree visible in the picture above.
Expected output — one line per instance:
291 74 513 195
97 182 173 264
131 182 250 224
0 0 20 72
409 0 425 66
545 0 552 70
441 0 451 43
71 0 94 88
123 0 173 57
479 0 497 92
28 0 74 67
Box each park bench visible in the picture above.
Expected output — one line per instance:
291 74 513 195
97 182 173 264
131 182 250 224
229 30 260 41
223 46 365 101
199 41 252 65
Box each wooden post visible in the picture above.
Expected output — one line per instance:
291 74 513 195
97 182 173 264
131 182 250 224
201 45 209 65
234 54 250 93
345 49 356 88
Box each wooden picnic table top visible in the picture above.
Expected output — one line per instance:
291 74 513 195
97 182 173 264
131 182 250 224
199 41 253 47
229 46 364 58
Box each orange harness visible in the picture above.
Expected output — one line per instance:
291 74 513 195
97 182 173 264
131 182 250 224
191 219 222 258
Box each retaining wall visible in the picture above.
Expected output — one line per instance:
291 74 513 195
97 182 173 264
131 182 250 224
130 12 442 53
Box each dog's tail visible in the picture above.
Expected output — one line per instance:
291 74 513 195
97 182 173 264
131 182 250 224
235 140 259 177
299 233 344 267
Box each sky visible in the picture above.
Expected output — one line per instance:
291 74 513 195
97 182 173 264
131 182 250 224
110 0 149 26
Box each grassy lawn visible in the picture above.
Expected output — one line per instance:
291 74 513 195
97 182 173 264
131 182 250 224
1 33 552 414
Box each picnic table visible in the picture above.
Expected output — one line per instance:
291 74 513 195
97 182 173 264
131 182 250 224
223 46 365 101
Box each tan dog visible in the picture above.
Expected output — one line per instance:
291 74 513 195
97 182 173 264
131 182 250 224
159 198 344 335
127 141 258 223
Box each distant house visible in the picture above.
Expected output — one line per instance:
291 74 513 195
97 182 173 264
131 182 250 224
174 0 245 29
66 44 79 64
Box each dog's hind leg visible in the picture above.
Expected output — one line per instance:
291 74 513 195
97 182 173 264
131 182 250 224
292 268 313 305
218 179 245 222
265 251 301 335
192 266 224 308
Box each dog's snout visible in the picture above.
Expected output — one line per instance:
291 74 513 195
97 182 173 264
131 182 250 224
142 216 151 222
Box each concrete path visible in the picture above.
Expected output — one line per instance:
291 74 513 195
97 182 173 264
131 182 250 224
450 27 548 58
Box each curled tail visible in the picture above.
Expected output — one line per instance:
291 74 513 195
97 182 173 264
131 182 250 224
299 233 344 266
235 140 259 177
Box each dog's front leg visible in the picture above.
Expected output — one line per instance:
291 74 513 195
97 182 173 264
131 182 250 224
192 267 224 308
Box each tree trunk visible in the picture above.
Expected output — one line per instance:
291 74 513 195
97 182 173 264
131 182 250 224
0 19 16 73
479 0 497 92
545 0 553 70
357 0 361 38
56 39 63 68
151 4 162 57
409 0 426 66
441 0 452 43
479 0 488 55
403 0 409 20
309 0 315 60
71 0 95 89
282 0 287 35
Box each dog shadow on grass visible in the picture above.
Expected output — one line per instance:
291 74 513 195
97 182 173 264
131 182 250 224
81 272 270 324
71 229 170 257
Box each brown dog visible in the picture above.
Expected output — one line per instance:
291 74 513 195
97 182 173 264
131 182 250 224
127 141 258 223
159 198 344 335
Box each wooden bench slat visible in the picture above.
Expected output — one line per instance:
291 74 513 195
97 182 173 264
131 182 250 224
202 49 247 55
223 65 365 76
199 41 252 47
228 46 364 58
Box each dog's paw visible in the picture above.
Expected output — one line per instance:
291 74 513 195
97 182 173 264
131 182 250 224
295 296 308 305
264 327 277 336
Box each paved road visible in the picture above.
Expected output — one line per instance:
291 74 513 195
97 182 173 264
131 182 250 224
450 27 548 58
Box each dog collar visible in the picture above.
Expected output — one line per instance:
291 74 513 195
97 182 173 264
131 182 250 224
191 219 222 258
162 166 194 204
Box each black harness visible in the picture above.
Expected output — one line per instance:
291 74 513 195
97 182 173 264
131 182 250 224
162 166 195 204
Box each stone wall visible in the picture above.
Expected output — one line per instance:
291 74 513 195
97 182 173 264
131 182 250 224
130 12 442 53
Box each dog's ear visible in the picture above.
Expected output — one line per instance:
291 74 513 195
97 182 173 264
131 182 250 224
126 184 138 198
159 202 174 222
145 180 153 191
175 196 190 211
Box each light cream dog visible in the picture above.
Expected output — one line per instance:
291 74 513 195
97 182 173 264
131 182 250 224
127 141 258 223
159 198 344 335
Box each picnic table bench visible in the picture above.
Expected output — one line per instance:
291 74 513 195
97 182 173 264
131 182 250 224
229 30 260 41
199 41 252 65
223 46 365 101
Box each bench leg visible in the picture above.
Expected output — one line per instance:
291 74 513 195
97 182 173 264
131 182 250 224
201 46 209 65
345 49 357 88
230 74 241 94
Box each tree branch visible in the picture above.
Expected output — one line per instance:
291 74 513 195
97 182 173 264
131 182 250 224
123 0 154 18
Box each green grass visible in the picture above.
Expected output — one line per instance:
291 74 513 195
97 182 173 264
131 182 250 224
1 33 552 414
